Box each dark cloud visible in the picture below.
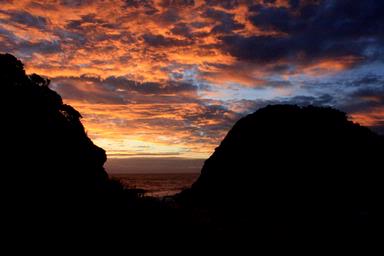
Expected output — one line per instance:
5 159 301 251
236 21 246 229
170 22 211 40
158 0 195 8
57 15 136 53
0 28 61 55
254 94 336 110
251 0 384 36
282 94 336 106
103 76 197 95
0 10 47 29
266 80 293 87
142 33 191 47
296 72 384 93
204 8 244 34
178 103 241 143
18 40 61 55
123 0 158 14
66 14 117 30
289 0 300 9
51 74 242 144
263 0 276 4
54 28 87 45
170 23 192 37
351 74 384 87
59 0 94 7
52 76 125 104
266 64 294 73
221 0 384 64
190 21 209 29
0 27 17 48
52 75 199 104
350 87 384 105
221 35 292 63
205 0 243 10
158 7 181 23
124 0 153 8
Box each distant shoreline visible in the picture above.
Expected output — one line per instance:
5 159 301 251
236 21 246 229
111 173 199 197
105 157 204 174
110 172 200 175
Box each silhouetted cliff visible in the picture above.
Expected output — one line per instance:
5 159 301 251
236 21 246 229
0 54 197 243
0 53 137 230
179 105 380 238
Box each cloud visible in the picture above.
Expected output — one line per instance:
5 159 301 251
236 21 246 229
19 40 61 54
71 99 240 158
341 84 384 128
158 0 195 8
142 33 191 47
0 29 61 56
170 22 192 37
52 75 199 104
59 0 95 7
226 0 384 65
1 0 384 157
66 14 118 31
351 74 384 87
50 75 242 157
203 8 244 34
0 10 47 29
205 0 243 9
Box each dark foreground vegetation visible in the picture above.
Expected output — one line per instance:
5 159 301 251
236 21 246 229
1 54 378 248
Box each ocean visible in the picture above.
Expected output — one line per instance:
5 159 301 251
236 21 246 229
111 173 199 197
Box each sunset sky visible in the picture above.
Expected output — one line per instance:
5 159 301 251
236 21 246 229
1 0 383 161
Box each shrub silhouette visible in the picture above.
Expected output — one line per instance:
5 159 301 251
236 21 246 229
179 105 380 237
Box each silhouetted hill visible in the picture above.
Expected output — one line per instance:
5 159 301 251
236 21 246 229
0 54 143 234
2 55 103 184
179 105 380 239
0 54 202 244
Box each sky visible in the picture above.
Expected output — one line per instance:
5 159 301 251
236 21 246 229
1 0 383 162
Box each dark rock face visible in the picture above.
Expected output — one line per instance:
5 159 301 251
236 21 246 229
0 53 115 218
181 105 380 233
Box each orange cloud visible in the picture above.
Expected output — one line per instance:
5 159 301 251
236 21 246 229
2 0 383 159
350 108 384 128
64 99 233 158
299 56 362 77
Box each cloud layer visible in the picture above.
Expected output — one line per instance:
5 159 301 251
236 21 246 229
1 0 383 157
